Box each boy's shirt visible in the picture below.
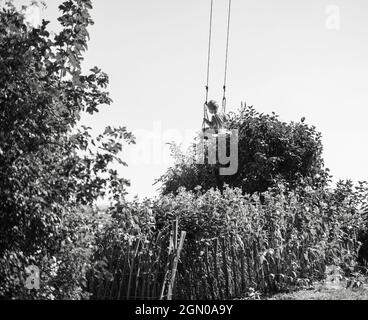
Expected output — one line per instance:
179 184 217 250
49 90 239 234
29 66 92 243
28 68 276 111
211 114 224 130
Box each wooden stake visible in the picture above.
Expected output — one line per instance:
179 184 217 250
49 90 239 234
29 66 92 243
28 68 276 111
221 237 230 298
167 230 186 300
213 238 222 299
230 236 238 297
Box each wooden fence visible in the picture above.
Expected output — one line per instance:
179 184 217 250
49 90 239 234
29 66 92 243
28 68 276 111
176 236 263 299
88 218 186 300
88 222 331 300
88 231 270 300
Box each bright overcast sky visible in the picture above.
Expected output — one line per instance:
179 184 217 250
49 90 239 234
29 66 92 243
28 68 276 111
11 0 368 200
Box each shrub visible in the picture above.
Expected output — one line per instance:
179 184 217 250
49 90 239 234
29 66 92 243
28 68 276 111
157 105 330 195
91 182 368 299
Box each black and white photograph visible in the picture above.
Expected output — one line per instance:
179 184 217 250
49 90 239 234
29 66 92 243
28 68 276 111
1 0 368 315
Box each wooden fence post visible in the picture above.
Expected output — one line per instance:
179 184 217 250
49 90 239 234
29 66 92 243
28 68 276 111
230 236 238 297
126 239 140 300
221 237 230 298
213 238 221 299
205 246 216 299
240 248 246 293
117 242 130 299
160 218 186 300
167 230 186 300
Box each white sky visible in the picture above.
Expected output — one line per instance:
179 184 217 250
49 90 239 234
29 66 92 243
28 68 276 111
11 0 368 199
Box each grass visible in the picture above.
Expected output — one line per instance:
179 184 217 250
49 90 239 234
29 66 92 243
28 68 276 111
237 267 368 300
268 278 368 300
269 286 368 300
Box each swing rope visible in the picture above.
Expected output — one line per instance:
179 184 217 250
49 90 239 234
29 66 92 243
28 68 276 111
222 0 232 114
203 0 214 131
203 0 232 130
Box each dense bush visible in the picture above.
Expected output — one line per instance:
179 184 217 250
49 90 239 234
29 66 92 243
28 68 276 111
158 183 367 297
92 181 368 299
158 105 330 195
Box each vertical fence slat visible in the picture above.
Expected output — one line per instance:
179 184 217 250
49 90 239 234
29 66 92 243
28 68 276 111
141 236 154 300
167 230 186 300
160 226 175 300
246 246 253 287
118 243 130 300
152 244 162 299
109 245 120 299
134 244 142 300
230 236 238 297
127 239 140 300
221 237 230 298
213 238 222 299
252 240 260 291
240 246 246 293
205 245 216 299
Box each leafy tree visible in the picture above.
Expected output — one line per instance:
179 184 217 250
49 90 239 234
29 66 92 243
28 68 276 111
158 105 330 195
0 0 134 299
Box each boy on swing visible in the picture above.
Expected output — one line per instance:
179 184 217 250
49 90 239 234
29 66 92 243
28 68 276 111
203 100 224 132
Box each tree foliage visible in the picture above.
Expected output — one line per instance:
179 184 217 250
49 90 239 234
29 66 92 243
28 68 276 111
0 0 134 299
158 105 330 195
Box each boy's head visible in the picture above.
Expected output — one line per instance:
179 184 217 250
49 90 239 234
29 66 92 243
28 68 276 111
206 100 219 114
